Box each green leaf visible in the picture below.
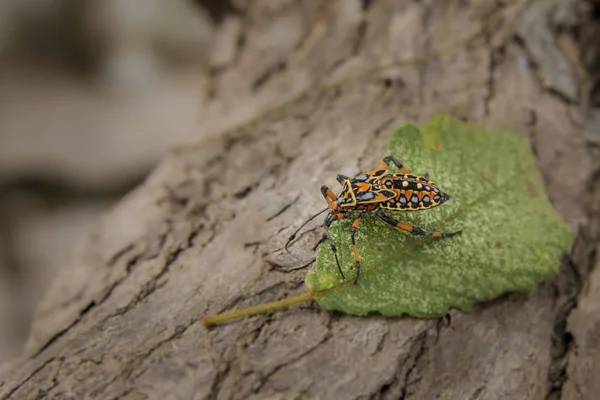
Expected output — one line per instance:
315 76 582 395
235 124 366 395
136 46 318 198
305 115 573 317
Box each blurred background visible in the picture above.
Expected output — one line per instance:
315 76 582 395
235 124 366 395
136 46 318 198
0 0 236 365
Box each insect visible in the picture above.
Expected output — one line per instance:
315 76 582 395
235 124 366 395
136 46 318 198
286 156 462 284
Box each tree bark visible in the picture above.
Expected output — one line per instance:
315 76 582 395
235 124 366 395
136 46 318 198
1 1 598 399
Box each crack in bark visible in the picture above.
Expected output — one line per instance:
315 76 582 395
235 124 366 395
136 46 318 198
1 357 57 400
62 327 177 398
29 221 172 358
87 369 123 398
103 222 209 322
80 316 206 397
31 358 62 400
468 385 486 400
353 20 368 56
481 0 510 118
208 357 231 400
252 62 287 92
545 233 597 399
253 317 333 395
371 318 452 400
267 257 314 274
233 184 256 199
504 5 600 399
204 283 325 398
265 194 301 222
126 323 190 381
369 322 435 400
31 278 125 358
106 243 136 267
527 108 540 161
398 332 430 399
513 35 578 106
110 388 134 400
545 137 600 398
350 0 373 57
28 222 175 360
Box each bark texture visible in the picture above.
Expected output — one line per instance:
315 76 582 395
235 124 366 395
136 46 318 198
1 1 599 399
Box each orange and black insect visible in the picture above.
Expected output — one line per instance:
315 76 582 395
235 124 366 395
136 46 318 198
286 156 462 284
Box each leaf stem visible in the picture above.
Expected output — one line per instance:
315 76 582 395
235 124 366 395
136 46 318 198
202 292 317 327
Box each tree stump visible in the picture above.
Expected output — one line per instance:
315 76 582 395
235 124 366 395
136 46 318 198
1 1 598 399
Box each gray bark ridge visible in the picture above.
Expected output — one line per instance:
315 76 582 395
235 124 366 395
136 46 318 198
1 1 598 399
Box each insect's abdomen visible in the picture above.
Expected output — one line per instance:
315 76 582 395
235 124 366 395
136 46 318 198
377 174 450 211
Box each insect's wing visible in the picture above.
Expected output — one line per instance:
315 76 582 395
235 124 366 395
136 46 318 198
355 189 396 203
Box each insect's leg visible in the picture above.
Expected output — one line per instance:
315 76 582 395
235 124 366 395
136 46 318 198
324 227 344 279
377 156 411 174
313 213 346 250
350 212 366 284
321 185 337 204
375 210 462 237
336 174 349 184
321 213 348 279
313 214 332 250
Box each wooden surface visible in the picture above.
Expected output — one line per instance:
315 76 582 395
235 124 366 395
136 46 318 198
1 1 598 399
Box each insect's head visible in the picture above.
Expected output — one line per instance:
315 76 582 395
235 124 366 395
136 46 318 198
333 181 357 211
328 199 342 214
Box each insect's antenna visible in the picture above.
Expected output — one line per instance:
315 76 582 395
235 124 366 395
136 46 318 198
285 207 328 255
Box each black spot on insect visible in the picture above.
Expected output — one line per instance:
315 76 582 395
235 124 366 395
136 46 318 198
385 181 392 187
381 190 395 197
373 170 386 176
354 174 368 181
357 192 375 201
